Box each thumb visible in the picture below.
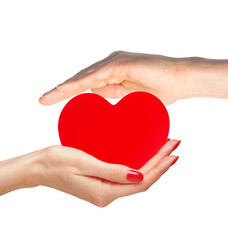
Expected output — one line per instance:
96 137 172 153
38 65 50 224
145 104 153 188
81 158 144 184
91 84 130 99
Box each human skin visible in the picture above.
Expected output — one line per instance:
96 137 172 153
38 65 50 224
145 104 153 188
0 140 180 207
30 51 227 206
39 51 228 106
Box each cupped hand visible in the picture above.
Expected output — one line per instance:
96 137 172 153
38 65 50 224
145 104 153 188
36 139 180 207
39 51 189 105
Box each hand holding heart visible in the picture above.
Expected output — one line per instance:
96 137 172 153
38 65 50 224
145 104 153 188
37 140 180 207
0 90 181 207
0 51 183 205
0 140 180 207
37 50 184 206
40 91 178 206
2 51 228 205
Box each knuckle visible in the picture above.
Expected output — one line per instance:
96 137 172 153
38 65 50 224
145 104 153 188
56 83 65 91
111 54 128 71
110 50 125 56
77 67 89 76
112 58 124 68
55 84 70 97
94 200 110 208
44 145 61 158
140 184 149 193
108 169 121 181
76 153 92 172
91 183 113 208
108 60 126 81
92 192 110 208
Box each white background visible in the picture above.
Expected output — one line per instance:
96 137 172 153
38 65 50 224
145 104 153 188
0 0 228 239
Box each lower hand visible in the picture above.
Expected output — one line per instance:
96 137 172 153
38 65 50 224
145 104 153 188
0 139 180 207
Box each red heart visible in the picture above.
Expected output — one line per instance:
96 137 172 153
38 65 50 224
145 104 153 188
58 91 169 170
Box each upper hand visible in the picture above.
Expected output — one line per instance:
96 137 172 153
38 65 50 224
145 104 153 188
39 51 189 105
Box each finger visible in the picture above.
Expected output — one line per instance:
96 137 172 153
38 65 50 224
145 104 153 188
78 154 144 184
138 155 179 193
91 84 131 99
39 51 123 105
78 139 180 185
39 65 110 105
63 51 122 84
156 139 181 158
47 146 144 184
140 139 181 174
110 155 179 199
79 139 180 201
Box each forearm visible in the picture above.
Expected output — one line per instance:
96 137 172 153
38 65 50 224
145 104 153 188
0 150 42 196
182 57 228 99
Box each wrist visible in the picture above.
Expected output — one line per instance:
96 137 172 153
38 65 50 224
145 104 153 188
181 57 228 99
22 149 45 188
0 149 44 195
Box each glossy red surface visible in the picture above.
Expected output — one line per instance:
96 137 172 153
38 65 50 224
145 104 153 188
58 92 170 170
127 170 144 182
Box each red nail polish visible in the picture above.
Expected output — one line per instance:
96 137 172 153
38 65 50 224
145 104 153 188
171 156 179 166
166 138 170 142
173 140 181 151
127 170 144 182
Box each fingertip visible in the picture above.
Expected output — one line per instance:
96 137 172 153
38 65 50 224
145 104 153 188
155 155 179 175
38 95 47 105
165 139 181 149
127 170 144 183
170 156 179 166
38 96 46 105
39 88 61 106
166 138 180 144
38 95 54 106
173 140 181 151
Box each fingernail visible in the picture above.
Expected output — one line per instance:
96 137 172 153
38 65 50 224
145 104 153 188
166 138 170 142
171 156 179 166
173 140 181 151
127 170 144 183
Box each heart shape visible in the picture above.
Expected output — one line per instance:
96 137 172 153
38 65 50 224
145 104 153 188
58 91 169 170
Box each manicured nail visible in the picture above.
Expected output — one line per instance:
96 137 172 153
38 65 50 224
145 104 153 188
166 138 170 142
171 156 179 166
127 170 144 183
173 140 181 151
